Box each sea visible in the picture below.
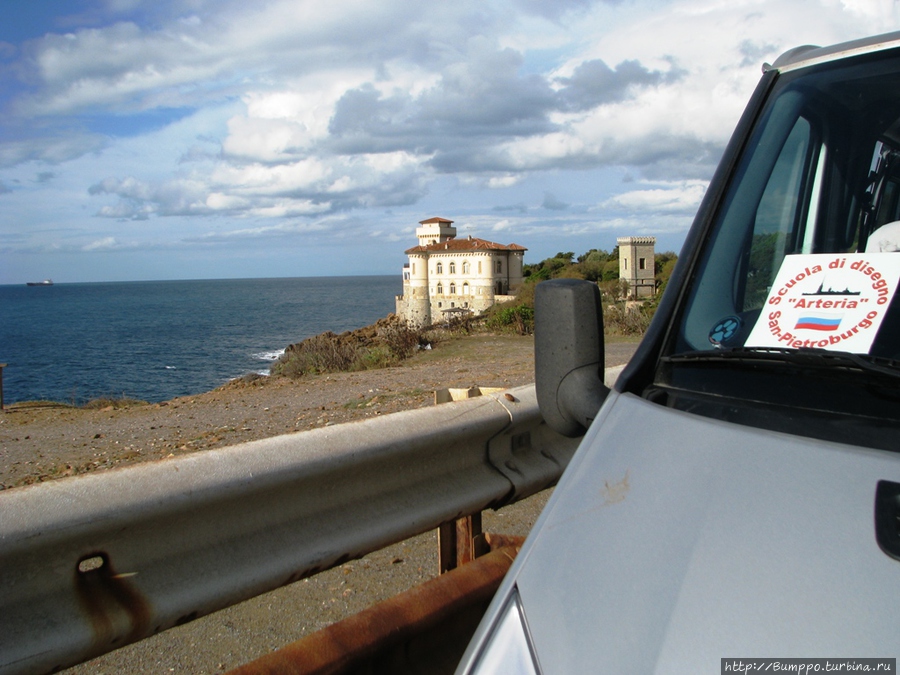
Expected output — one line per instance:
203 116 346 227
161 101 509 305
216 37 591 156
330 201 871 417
0 276 399 406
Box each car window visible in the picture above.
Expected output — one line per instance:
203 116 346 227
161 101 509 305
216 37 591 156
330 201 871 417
743 117 815 311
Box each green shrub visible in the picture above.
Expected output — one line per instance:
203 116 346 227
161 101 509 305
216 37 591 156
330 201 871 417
603 303 654 336
271 320 432 378
484 304 534 334
379 324 422 359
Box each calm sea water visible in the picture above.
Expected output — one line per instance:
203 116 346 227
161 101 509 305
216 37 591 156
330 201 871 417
0 276 399 405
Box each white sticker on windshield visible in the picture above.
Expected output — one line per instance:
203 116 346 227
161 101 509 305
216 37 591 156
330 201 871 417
745 253 900 353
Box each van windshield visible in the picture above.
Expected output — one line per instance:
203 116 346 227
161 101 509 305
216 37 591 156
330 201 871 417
677 50 900 361
656 49 900 448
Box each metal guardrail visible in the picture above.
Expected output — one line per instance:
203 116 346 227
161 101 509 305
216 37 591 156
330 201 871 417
0 383 582 675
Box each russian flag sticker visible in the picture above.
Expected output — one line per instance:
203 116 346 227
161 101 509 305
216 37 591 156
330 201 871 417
794 315 843 331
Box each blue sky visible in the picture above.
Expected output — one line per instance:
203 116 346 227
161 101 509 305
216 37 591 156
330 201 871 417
0 0 896 283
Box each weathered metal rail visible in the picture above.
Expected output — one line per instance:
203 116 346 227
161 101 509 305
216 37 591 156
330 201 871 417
0 382 587 675
226 538 526 675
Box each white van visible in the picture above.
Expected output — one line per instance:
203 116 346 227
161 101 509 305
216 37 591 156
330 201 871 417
457 31 900 673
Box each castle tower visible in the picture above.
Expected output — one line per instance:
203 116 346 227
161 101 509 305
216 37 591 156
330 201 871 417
617 236 656 299
415 217 456 247
399 252 431 328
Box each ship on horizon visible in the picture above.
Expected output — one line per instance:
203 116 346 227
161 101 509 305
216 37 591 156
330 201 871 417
26 279 53 286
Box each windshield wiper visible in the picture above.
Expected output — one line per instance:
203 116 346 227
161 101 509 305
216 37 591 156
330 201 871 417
664 346 900 380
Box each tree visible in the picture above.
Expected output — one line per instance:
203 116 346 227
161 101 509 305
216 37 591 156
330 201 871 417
598 278 629 303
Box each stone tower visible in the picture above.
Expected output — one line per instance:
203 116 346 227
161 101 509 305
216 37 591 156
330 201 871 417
617 236 656 299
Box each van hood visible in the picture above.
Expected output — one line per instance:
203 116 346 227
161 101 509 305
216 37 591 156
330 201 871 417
513 393 900 672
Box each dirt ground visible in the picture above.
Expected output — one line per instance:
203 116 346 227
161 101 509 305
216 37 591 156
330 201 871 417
0 334 638 491
0 335 528 490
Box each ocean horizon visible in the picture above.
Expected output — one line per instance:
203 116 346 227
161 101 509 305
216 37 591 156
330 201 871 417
0 275 399 405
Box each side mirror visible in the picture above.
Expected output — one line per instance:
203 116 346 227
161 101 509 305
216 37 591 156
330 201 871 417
534 279 609 437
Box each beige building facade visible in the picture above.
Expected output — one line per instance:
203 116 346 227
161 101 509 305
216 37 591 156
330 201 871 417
396 217 527 328
617 236 656 299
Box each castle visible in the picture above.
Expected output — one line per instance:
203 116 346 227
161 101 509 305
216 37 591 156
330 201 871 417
395 217 527 328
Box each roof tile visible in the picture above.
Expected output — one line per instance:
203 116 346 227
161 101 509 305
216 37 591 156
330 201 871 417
405 236 526 254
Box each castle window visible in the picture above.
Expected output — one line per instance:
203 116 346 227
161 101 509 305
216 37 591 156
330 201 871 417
436 262 443 274
449 262 456 274
450 282 456 294
639 257 646 270
478 261 482 274
412 263 415 274
495 260 502 273
436 283 443 294
462 262 469 274
462 282 469 295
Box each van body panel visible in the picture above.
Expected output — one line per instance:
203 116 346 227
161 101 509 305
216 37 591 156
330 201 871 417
512 393 900 672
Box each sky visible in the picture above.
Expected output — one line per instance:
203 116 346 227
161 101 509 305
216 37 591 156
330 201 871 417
0 0 897 283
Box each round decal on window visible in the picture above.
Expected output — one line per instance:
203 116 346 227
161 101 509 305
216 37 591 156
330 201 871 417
709 316 742 346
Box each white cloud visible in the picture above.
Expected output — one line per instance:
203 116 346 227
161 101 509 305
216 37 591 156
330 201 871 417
248 200 332 218
2 0 897 281
488 175 524 188
205 192 249 211
83 236 120 250
212 159 331 195
600 181 707 214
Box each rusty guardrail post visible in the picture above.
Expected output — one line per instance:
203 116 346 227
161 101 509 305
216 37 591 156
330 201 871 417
439 512 488 574
434 386 501 574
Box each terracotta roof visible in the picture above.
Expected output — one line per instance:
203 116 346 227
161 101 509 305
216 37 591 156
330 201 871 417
419 217 454 225
405 236 527 254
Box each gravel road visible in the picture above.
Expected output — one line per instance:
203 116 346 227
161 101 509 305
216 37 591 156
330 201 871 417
0 334 638 674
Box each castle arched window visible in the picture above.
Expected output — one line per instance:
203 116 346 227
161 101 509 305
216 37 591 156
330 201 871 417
436 283 443 294
495 260 502 273
449 262 456 274
436 262 443 274
462 262 470 274
462 282 469 295
450 282 456 294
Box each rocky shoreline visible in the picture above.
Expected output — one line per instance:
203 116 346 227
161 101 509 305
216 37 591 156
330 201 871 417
0 333 543 490
1 333 638 491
